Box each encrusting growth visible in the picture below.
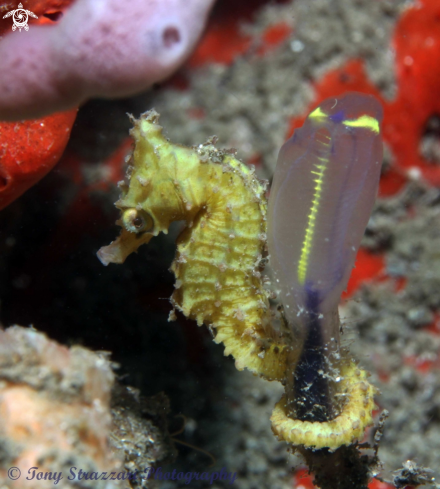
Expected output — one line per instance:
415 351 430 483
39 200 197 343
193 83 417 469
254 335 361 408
98 110 377 452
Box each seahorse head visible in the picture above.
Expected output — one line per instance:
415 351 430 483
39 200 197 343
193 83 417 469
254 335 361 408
98 110 203 265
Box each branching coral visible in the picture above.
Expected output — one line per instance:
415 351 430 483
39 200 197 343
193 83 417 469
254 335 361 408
0 0 216 121
98 108 379 460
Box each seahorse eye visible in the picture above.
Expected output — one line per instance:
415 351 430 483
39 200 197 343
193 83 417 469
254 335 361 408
122 208 153 234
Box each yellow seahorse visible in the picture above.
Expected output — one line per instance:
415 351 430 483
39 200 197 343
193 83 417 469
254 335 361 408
98 108 377 451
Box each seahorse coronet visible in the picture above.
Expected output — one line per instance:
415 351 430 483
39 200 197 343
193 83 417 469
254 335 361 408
98 109 378 451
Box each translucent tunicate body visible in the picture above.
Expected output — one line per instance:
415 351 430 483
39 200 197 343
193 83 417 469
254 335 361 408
268 92 383 345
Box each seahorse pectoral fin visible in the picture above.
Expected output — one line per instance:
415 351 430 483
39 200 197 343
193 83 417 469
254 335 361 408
97 227 153 265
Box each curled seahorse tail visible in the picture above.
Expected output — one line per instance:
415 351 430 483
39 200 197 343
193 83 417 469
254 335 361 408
271 360 378 450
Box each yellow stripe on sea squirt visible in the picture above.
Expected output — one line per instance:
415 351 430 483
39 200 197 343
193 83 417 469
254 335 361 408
308 106 327 122
297 128 330 285
343 114 380 133
310 104 380 134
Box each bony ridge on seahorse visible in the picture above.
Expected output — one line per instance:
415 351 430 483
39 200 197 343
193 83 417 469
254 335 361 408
98 92 382 452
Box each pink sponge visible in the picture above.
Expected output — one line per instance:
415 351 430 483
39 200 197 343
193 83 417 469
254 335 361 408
0 0 215 120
